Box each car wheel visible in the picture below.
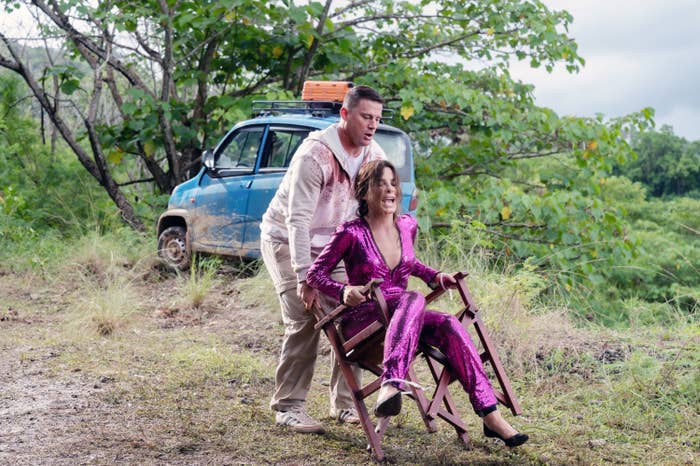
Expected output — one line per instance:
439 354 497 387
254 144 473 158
157 226 191 271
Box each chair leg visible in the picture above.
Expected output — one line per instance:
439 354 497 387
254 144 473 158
471 314 522 416
454 276 522 416
339 360 385 461
438 386 471 448
406 366 438 433
425 357 471 448
357 401 385 462
324 328 385 461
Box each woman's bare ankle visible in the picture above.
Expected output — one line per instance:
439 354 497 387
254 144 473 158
482 411 518 438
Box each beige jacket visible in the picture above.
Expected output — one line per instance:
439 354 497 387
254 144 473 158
260 124 385 288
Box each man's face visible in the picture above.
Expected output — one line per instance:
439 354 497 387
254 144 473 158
340 99 383 149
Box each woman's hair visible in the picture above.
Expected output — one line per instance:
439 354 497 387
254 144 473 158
354 159 402 219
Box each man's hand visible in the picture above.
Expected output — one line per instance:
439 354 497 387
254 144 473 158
343 285 368 307
297 281 320 312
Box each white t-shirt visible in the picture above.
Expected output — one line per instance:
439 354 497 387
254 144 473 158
345 148 366 180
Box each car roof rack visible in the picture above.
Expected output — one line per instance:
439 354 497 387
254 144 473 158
251 100 395 121
252 100 342 118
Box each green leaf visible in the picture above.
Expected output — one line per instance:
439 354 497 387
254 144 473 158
60 79 80 95
121 102 138 115
107 148 124 164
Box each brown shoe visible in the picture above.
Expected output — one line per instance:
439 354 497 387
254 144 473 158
373 384 402 417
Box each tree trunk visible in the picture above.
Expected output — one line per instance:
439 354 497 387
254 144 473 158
0 33 146 232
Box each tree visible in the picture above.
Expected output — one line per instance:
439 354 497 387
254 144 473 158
619 126 700 198
0 0 652 287
0 0 586 229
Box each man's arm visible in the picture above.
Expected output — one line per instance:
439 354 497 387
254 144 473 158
285 153 324 284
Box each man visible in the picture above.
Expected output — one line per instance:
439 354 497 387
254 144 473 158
260 85 385 433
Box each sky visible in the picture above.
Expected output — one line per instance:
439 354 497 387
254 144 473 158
509 0 700 141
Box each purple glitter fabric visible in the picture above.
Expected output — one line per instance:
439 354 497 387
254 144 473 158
307 214 497 412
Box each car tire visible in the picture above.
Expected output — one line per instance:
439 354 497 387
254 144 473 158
157 226 191 271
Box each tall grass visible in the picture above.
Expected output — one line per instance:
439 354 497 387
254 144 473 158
54 230 154 339
178 255 222 309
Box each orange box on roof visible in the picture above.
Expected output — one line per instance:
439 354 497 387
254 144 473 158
302 81 353 102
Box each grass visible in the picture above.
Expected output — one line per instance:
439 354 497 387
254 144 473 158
1 232 698 465
179 255 223 309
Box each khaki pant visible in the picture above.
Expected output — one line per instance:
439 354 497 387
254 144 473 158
261 237 361 412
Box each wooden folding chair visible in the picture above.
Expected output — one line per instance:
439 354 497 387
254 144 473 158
312 272 521 461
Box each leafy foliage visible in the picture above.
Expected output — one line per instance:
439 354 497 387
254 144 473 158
0 73 119 250
616 126 700 198
379 61 652 288
610 181 700 313
4 0 694 318
0 0 588 228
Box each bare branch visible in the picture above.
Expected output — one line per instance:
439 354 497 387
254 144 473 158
297 0 333 92
117 177 155 187
35 0 156 97
134 29 162 63
429 222 556 245
330 0 373 19
507 149 564 160
0 53 20 71
84 56 145 231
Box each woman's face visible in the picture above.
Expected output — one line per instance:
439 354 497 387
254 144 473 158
364 166 398 217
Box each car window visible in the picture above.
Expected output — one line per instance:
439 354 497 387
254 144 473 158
261 127 310 169
216 127 264 169
374 131 411 182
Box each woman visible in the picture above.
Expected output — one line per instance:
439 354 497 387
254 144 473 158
306 160 528 447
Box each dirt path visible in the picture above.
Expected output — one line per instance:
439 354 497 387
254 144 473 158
1 347 94 464
2 269 697 466
0 275 112 465
0 270 277 465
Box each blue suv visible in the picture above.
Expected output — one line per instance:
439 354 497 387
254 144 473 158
157 100 417 270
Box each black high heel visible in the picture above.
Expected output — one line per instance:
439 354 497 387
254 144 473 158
483 424 529 447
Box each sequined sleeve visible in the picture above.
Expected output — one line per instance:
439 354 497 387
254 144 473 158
307 223 353 301
404 215 439 285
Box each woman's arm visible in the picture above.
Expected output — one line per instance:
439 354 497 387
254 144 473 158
306 224 353 302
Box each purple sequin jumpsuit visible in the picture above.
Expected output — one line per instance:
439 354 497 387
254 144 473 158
307 214 497 413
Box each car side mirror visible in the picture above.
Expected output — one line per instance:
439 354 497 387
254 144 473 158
203 149 215 171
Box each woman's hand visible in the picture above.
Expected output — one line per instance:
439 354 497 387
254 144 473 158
343 285 368 307
434 272 457 290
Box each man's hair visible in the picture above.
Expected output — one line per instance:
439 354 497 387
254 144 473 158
343 85 384 112
354 159 402 220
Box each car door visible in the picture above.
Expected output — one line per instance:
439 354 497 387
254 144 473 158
240 125 312 256
192 125 265 254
